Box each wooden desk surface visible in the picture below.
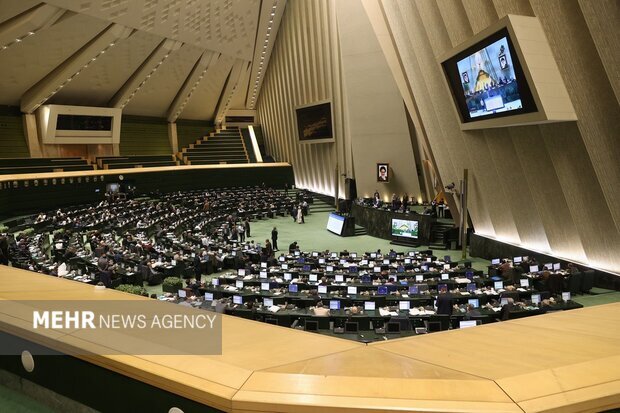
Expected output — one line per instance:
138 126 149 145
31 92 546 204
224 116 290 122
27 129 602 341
0 162 291 182
0 266 618 413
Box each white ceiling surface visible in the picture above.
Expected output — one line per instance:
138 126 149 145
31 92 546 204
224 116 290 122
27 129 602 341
44 0 261 60
0 0 287 121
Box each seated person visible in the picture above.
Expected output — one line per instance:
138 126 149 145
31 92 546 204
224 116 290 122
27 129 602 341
499 297 516 321
311 301 330 316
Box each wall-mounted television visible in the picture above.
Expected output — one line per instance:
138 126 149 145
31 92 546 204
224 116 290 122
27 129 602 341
441 28 537 124
438 15 576 130
295 100 334 143
391 219 419 239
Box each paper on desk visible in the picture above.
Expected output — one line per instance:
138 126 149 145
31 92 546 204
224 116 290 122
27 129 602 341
268 305 280 313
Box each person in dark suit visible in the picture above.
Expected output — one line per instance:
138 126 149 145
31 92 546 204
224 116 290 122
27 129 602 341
435 286 453 315
271 227 278 251
244 218 251 238
289 241 298 253
499 297 516 321
193 255 202 282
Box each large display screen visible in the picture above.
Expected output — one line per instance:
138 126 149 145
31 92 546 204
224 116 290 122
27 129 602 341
442 28 536 123
391 219 419 239
295 102 333 142
326 213 345 235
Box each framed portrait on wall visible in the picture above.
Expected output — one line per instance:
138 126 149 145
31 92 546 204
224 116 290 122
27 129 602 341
377 163 389 182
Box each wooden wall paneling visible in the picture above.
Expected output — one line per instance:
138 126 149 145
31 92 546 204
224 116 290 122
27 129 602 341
459 0 551 250
491 0 535 18
577 0 620 104
508 125 588 262
530 0 620 234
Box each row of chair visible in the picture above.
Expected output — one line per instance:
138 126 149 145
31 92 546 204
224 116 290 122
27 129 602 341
96 155 178 169
0 157 93 175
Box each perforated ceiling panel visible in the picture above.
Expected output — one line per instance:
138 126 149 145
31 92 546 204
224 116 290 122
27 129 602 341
44 0 260 60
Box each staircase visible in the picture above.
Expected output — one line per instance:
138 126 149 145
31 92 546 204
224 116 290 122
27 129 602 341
178 126 249 165
429 222 454 250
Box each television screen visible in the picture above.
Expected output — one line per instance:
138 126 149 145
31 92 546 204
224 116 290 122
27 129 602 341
309 273 318 282
399 301 410 311
468 298 480 308
261 282 270 291
391 219 419 239
204 293 214 301
335 274 344 283
318 285 327 294
442 28 536 123
295 101 333 142
467 283 477 293
562 292 571 301
531 293 541 305
260 271 267 278
288 284 298 293
409 286 419 295
347 286 357 295
238 269 246 276
364 301 376 311
553 263 561 271
494 281 503 290
377 286 388 295
264 298 273 307
491 258 500 265
233 295 243 305
329 300 340 310
514 256 522 263
520 278 529 288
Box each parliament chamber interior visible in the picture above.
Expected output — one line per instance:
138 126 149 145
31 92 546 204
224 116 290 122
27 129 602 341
0 0 618 412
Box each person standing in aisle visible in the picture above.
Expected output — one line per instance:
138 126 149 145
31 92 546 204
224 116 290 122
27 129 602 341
271 227 279 251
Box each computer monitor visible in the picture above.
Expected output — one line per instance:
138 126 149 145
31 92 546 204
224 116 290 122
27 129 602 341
399 301 411 311
553 263 561 271
459 320 478 329
238 269 246 276
284 273 292 281
373 266 381 273
312 251 319 257
377 286 388 295
544 263 553 271
444 255 451 263
529 265 539 273
531 293 541 305
318 258 325 264
332 274 342 282
318 285 327 294
212 278 219 286
364 301 376 311
204 292 214 301
491 258 500 265
386 322 401 333
415 275 424 282
438 283 448 291
279 256 285 262
383 259 390 265
329 300 340 310
326 265 334 272
263 298 274 307
494 281 503 290
370 253 377 258
408 251 416 257
297 257 305 264
468 298 480 308
295 251 301 256
345 322 359 333
500 297 509 306
302 264 311 272
405 258 412 264
514 256 523 263
467 283 476 293
309 273 318 282
361 274 371 283
421 265 428 272
349 266 358 273
304 320 318 331
520 278 529 288
350 253 357 258
233 295 243 305
236 280 244 289
397 266 405 273
259 271 267 278
281 263 289 270
441 273 449 280
177 289 187 298
360 259 368 265
304 320 319 331
289 284 298 293
562 292 571 301
347 286 357 295
261 282 270 291
465 270 474 280
409 285 419 295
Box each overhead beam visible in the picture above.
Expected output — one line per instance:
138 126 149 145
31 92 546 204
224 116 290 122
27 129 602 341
0 4 65 51
166 51 219 122
215 59 246 125
109 39 182 109
20 23 134 113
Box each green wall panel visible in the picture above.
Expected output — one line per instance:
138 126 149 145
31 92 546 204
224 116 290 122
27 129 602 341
0 106 29 159
176 119 215 150
120 115 171 155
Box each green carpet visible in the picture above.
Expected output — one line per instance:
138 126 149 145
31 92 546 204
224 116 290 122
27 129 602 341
0 384 55 413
